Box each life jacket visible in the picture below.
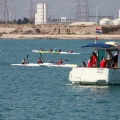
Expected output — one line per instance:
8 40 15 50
87 60 93 67
100 60 107 68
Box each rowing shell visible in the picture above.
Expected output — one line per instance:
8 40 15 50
32 50 80 55
11 63 50 67
11 63 77 68
47 64 77 68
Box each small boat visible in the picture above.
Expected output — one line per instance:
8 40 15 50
47 63 78 68
11 63 77 68
32 50 80 54
69 42 120 85
11 63 45 67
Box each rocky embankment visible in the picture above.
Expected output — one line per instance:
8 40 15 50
0 24 120 39
0 24 120 35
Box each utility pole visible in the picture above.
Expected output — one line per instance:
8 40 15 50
8 0 18 21
85 0 89 22
75 0 89 22
76 0 80 21
4 0 9 23
0 1 4 21
28 0 34 21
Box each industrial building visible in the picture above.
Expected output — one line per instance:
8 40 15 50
35 3 47 25
99 9 120 25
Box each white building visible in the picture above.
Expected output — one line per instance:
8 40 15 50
35 3 47 25
61 17 67 22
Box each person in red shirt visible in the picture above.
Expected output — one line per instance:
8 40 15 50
100 58 107 68
92 52 97 67
87 56 93 67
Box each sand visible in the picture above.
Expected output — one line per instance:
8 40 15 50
1 34 120 40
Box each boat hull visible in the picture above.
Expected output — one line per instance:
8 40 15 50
11 63 77 68
69 67 120 85
32 50 80 54
11 63 50 67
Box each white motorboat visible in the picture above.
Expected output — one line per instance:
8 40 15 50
69 42 120 85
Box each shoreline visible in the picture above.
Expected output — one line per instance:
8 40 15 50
1 34 120 40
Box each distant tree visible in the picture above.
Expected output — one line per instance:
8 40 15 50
17 19 23 24
13 19 16 24
23 17 29 24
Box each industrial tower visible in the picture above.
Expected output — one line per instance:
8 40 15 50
4 0 9 22
2 0 18 22
76 0 89 22
28 0 34 21
8 0 18 21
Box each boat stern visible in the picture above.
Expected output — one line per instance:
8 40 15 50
69 67 110 85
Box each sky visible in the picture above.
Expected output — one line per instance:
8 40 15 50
0 0 120 21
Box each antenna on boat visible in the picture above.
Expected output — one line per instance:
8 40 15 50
95 36 98 44
118 41 120 46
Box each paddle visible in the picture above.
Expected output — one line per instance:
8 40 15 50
50 59 69 63
27 55 29 64
40 53 44 62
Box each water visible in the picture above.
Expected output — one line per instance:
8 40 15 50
0 39 120 120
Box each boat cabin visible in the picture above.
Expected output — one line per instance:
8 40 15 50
81 42 120 68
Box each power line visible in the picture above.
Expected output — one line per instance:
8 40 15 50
28 0 34 20
8 0 18 21
75 0 89 22
4 0 9 22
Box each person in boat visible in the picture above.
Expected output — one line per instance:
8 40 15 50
54 48 57 52
92 52 97 67
22 58 27 64
100 57 107 68
37 58 43 64
68 50 73 53
87 56 94 67
58 49 61 52
111 53 118 68
56 58 63 65
49 48 53 52
40 48 44 51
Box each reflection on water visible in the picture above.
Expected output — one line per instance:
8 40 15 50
71 85 109 93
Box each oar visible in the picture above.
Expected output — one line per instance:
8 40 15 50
50 60 69 63
27 55 29 64
40 53 44 62
64 60 69 61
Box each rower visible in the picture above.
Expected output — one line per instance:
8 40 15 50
56 58 63 65
22 58 27 64
55 48 57 52
49 48 53 52
68 50 73 53
40 48 44 51
37 58 43 64
58 49 61 52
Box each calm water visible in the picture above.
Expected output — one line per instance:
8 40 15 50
0 39 120 120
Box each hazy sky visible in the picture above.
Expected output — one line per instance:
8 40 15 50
0 0 120 21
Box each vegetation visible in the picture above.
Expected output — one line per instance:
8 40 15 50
0 17 34 24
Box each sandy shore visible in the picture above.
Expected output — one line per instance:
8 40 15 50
1 34 120 40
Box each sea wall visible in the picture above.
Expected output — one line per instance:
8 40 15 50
102 26 120 34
